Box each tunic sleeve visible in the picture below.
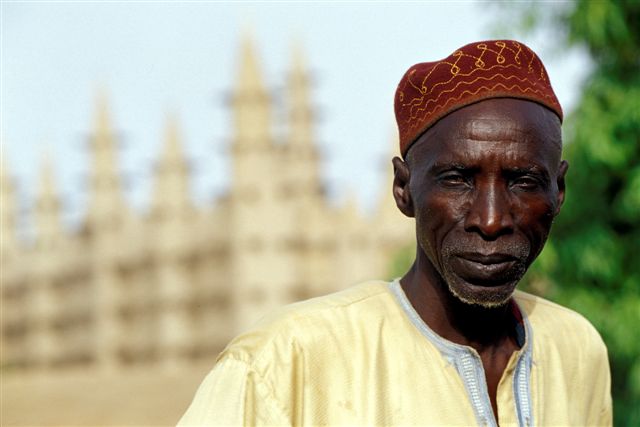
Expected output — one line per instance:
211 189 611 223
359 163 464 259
575 321 613 427
177 357 289 426
594 343 613 427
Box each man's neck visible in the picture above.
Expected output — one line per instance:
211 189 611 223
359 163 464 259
399 251 517 353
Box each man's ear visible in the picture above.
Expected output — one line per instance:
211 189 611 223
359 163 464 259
554 160 569 215
392 156 414 218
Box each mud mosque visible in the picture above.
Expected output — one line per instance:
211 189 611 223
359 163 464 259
1 39 414 373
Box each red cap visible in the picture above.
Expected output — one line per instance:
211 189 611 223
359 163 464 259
394 40 563 156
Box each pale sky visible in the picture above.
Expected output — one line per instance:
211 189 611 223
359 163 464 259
1 1 590 232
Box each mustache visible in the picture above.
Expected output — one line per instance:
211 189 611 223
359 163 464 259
441 237 530 261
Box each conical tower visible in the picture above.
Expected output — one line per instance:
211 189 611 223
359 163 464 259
86 92 127 370
151 116 193 369
228 34 297 332
151 115 192 219
0 152 19 263
231 33 272 152
285 43 323 205
278 44 328 299
0 152 27 369
287 44 315 152
86 91 128 233
34 153 63 251
30 153 63 368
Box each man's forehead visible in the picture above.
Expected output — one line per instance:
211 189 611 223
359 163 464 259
425 141 552 168
407 99 562 167
432 98 559 138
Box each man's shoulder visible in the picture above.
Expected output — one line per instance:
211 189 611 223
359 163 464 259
218 280 392 366
258 279 392 328
513 290 606 353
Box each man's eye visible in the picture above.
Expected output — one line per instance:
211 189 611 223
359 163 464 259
511 177 540 190
438 174 469 187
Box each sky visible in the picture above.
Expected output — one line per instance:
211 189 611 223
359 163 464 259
1 1 591 231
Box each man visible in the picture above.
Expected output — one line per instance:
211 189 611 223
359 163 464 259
179 40 612 426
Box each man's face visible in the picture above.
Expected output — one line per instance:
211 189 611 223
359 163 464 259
398 98 568 307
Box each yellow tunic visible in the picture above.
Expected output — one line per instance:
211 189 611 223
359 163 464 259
178 280 612 426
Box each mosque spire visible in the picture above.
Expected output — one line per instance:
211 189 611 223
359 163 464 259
235 31 267 95
34 152 62 250
151 115 191 217
0 151 19 257
86 91 127 229
286 42 315 149
230 32 271 149
282 41 323 207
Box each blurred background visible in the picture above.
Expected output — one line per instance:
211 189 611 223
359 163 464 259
1 1 638 426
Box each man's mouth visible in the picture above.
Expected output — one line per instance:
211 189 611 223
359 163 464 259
452 252 520 285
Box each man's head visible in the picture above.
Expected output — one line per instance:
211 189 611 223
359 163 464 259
392 41 568 308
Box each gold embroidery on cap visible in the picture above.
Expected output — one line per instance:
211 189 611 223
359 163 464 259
495 41 506 64
401 62 524 112
475 44 487 68
397 40 560 141
450 51 463 76
402 82 556 144
404 72 552 127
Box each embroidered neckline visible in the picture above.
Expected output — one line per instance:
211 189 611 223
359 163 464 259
388 278 534 427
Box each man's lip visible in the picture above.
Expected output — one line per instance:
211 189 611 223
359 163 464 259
453 254 519 285
456 252 518 265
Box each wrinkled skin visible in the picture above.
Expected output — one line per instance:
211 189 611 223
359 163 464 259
394 98 567 308
392 98 568 419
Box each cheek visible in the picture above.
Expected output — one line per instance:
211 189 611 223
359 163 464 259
414 191 467 254
513 194 557 248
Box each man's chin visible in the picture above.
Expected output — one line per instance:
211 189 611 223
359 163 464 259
445 278 519 308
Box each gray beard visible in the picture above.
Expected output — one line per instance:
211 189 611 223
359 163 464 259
440 239 530 308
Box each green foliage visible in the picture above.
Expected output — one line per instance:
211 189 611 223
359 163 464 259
516 1 640 424
387 243 415 281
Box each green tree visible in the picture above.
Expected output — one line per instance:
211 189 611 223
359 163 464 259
507 1 640 424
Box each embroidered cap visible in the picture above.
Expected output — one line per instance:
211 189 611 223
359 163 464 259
394 40 563 156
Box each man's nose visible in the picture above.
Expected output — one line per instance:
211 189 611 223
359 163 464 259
464 182 514 240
